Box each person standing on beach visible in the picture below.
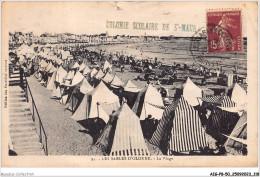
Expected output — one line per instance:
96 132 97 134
201 77 206 86
216 68 220 78
120 65 125 72
234 65 238 73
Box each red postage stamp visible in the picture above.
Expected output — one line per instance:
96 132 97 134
207 10 242 53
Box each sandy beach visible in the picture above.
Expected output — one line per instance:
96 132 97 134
86 40 247 75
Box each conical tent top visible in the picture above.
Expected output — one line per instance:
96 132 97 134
79 78 94 94
231 83 247 108
102 72 114 83
103 60 112 70
55 66 68 83
132 84 164 120
123 80 140 92
90 68 98 78
95 69 105 80
65 70 75 80
71 62 80 69
45 62 53 72
79 63 86 71
183 77 202 106
110 75 124 87
83 65 91 75
40 60 48 68
70 71 84 86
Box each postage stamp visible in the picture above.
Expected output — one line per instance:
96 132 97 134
207 10 242 53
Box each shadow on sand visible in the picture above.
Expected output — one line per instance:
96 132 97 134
77 118 106 143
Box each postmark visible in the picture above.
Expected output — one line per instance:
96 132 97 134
188 26 224 68
188 23 246 72
207 10 242 53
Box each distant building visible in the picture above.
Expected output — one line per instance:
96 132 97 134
144 36 159 42
9 31 163 46
160 36 173 40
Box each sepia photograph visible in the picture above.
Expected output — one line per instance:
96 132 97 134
1 1 258 169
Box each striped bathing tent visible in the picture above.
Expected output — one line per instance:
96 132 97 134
149 100 178 154
201 95 224 105
221 95 237 107
205 95 239 143
225 111 247 154
96 103 150 156
200 94 237 110
207 95 237 127
150 96 207 155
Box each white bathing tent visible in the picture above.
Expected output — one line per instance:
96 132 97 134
71 81 120 123
51 66 68 99
110 75 124 88
183 77 202 106
103 60 112 71
65 72 94 112
79 63 86 72
102 72 114 84
71 61 80 69
231 83 247 109
83 65 91 76
90 68 98 78
95 69 105 80
46 67 57 91
123 80 140 93
55 66 68 84
59 70 76 104
132 84 164 120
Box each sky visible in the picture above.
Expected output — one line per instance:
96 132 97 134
3 1 247 37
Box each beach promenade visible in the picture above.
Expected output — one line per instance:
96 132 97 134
27 76 103 155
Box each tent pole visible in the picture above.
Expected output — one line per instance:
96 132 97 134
72 90 74 112
144 101 147 119
97 102 99 118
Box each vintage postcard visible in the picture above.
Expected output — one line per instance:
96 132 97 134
1 1 258 167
